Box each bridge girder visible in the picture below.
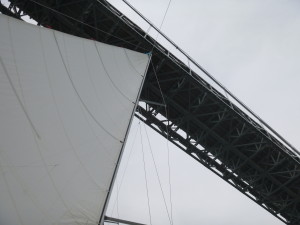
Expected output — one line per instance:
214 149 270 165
1 0 300 224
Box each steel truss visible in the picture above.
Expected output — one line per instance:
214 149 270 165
1 0 300 224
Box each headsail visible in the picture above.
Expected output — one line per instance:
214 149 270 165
0 14 149 225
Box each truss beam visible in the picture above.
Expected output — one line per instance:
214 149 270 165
2 1 300 224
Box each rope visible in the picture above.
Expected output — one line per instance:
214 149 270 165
24 0 300 158
147 0 175 222
141 119 173 225
117 0 300 158
150 0 173 53
159 0 172 31
150 60 174 224
110 125 139 216
139 120 152 225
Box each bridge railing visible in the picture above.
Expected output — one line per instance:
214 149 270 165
2 0 299 162
99 0 300 162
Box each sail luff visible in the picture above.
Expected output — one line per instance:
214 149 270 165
98 52 151 225
0 14 149 225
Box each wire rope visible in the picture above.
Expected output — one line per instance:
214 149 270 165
117 0 300 158
139 120 153 225
21 0 300 159
158 0 172 31
139 116 173 225
150 59 174 224
151 0 174 221
146 0 175 222
149 0 172 52
110 125 139 216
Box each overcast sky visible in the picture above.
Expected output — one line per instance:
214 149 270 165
104 1 300 225
2 0 299 224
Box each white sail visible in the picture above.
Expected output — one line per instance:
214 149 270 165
0 14 149 225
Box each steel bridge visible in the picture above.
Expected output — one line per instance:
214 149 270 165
1 0 300 224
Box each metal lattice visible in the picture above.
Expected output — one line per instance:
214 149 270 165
1 0 300 224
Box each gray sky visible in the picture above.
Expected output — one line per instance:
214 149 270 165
105 1 300 225
2 0 299 224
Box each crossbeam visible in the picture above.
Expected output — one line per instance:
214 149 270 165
104 216 147 225
1 1 300 224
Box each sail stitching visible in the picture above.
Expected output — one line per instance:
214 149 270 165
0 58 41 139
81 39 122 130
94 42 134 103
0 155 25 225
123 48 144 77
53 31 121 142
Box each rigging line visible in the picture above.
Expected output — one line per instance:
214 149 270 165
111 125 139 216
147 1 174 219
151 60 174 224
0 57 41 139
140 117 173 225
158 0 172 31
52 31 121 142
26 0 149 52
150 0 172 53
113 0 300 157
147 0 174 220
139 120 153 225
116 179 120 220
94 42 133 103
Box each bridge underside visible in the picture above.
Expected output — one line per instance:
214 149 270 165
1 0 300 224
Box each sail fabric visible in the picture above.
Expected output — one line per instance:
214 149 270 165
0 14 149 225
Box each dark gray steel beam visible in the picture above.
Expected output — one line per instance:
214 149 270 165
3 1 300 224
104 216 147 225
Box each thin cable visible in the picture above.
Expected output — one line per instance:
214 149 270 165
111 125 139 215
53 31 121 142
118 0 300 158
139 116 173 225
151 60 174 224
139 121 152 225
148 0 174 222
158 0 172 31
26 0 149 52
116 179 120 219
150 0 172 53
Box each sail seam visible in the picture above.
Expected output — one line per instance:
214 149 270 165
81 40 122 131
94 42 134 103
0 58 41 139
123 48 144 76
53 31 121 142
39 29 113 190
